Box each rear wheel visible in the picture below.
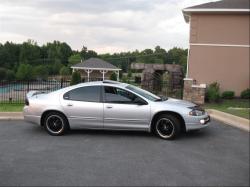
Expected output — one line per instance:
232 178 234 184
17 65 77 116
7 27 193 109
44 112 69 136
154 114 181 140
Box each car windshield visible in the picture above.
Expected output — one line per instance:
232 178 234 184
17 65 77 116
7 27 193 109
126 85 163 101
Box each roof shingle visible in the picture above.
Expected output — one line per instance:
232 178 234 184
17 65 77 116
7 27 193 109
185 0 250 10
71 58 121 70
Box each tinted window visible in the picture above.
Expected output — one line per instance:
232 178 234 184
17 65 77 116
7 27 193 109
104 86 144 104
64 86 101 102
126 85 160 101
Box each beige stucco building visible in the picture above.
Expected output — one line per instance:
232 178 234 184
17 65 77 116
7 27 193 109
183 0 250 96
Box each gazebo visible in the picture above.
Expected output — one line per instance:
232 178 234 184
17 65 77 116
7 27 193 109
71 58 121 82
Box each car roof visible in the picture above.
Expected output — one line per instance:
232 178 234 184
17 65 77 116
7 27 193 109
75 80 129 88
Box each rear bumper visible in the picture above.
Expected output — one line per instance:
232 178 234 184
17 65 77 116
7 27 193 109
23 114 41 125
23 106 41 125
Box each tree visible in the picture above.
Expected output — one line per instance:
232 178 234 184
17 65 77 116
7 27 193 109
70 71 81 85
80 45 97 59
0 68 7 80
51 59 63 75
16 64 33 80
0 42 20 70
19 39 41 65
45 41 72 65
33 65 49 80
60 66 71 76
5 70 15 81
68 54 81 66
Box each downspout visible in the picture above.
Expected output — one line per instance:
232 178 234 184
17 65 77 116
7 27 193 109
186 14 191 78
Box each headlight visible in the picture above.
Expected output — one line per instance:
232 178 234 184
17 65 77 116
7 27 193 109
188 106 205 116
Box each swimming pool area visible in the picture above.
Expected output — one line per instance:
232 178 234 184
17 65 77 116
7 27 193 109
0 84 25 94
0 80 71 103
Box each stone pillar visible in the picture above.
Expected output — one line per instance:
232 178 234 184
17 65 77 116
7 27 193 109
183 78 206 105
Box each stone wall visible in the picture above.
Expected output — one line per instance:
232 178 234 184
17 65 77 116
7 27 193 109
131 63 184 91
183 78 206 105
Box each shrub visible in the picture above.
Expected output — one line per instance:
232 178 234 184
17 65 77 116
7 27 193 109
110 72 117 81
70 71 81 85
121 75 128 83
60 66 71 76
241 88 250 99
222 91 235 99
206 82 220 102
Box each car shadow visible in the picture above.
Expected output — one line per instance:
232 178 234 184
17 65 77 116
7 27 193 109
28 124 213 140
69 129 153 138
178 128 213 140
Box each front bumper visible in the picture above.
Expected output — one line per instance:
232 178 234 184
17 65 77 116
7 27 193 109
185 114 210 131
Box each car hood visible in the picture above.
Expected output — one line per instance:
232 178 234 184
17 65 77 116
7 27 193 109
162 98 196 108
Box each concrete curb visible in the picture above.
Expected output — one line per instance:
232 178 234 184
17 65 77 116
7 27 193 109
0 112 23 120
207 109 250 132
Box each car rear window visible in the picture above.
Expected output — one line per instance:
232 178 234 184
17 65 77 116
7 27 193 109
63 86 101 102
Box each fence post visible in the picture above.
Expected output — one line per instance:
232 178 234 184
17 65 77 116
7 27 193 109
27 80 30 92
60 78 63 88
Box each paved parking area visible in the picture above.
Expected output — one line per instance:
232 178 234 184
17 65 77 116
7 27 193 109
0 120 249 186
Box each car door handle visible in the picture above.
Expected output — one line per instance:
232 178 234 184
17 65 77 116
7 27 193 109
67 103 73 107
106 105 113 109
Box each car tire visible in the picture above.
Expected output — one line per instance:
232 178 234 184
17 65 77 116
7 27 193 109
44 112 69 136
154 114 181 140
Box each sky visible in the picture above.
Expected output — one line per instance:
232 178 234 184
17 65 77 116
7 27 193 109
0 0 213 53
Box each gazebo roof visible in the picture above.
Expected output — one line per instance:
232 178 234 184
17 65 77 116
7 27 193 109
71 58 121 71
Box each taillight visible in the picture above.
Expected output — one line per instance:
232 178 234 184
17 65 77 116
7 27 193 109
25 97 29 106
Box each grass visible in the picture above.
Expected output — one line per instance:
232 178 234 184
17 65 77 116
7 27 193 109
0 103 24 112
204 99 250 119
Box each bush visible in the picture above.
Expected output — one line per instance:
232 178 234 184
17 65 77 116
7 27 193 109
222 91 235 99
60 66 71 76
241 88 250 99
70 71 81 85
121 75 128 83
206 82 220 102
110 72 117 81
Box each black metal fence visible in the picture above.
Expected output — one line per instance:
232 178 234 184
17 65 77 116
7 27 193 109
0 79 183 104
0 79 71 104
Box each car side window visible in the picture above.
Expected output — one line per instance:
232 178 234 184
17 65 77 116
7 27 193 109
104 86 144 104
63 86 101 102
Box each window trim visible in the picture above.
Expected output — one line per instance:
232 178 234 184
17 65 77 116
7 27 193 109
63 85 102 103
103 86 148 105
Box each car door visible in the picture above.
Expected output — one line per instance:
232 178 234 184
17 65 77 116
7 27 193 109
61 85 103 129
103 86 150 130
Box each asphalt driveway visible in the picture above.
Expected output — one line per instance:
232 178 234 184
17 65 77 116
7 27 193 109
0 120 249 186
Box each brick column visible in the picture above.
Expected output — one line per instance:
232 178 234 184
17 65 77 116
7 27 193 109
183 78 206 105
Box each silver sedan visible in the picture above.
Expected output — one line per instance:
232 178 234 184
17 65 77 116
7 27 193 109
23 80 210 139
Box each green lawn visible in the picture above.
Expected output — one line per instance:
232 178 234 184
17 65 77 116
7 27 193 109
0 103 24 112
205 99 250 119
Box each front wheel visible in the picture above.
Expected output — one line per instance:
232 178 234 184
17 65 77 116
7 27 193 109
154 114 181 140
44 112 69 136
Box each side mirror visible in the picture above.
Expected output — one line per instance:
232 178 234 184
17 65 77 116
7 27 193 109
134 97 147 105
